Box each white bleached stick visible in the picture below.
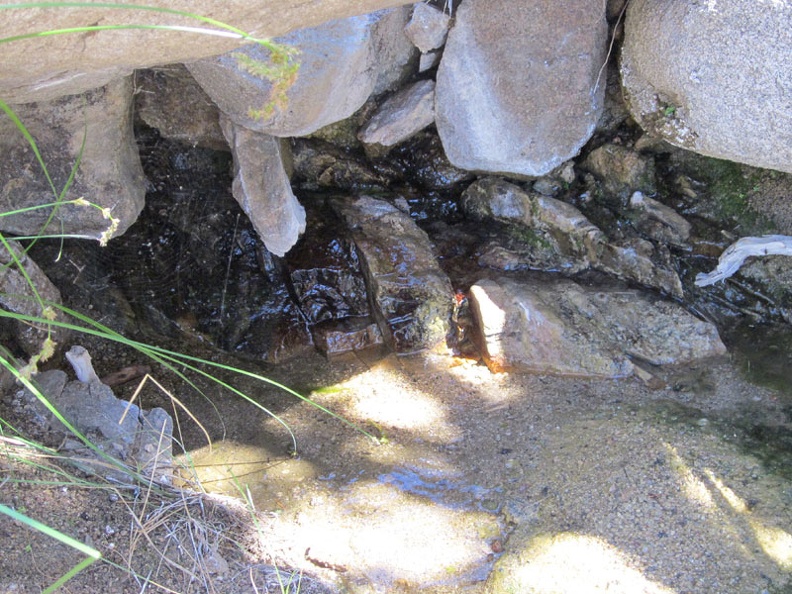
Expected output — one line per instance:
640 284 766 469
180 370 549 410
695 235 792 287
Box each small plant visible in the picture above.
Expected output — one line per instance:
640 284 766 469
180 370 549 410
0 5 368 590
0 503 101 593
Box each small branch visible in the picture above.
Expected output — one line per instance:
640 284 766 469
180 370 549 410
695 235 792 287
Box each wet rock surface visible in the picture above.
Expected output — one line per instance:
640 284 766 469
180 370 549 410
331 195 454 353
462 177 684 296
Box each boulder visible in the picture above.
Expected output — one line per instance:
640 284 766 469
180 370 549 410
219 116 306 256
0 76 144 241
435 0 607 176
468 276 726 376
358 79 436 153
0 1 414 104
134 65 226 150
187 8 416 137
620 0 792 174
331 195 453 353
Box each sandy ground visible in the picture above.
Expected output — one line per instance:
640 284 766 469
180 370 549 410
2 341 791 593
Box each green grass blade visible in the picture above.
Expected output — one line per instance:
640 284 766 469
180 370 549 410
0 99 58 197
0 503 100 594
0 305 378 443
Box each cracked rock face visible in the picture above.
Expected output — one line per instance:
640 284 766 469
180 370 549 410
331 195 454 353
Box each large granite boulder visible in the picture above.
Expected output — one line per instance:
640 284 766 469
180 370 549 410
0 1 413 104
435 0 607 176
187 8 415 137
621 0 792 174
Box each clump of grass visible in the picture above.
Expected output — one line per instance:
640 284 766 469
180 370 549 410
0 5 365 591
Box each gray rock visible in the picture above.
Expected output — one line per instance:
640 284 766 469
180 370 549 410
621 0 792 174
332 195 453 353
0 241 67 358
219 116 306 257
598 240 684 298
463 177 602 273
358 80 435 151
134 65 226 150
0 1 414 104
404 3 451 52
292 138 389 190
22 358 174 484
582 143 656 199
468 276 726 376
312 318 385 358
435 0 607 176
188 8 415 137
629 191 691 248
418 50 442 73
0 77 145 241
462 178 684 296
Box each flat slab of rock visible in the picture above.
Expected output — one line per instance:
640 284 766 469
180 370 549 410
621 0 792 174
358 79 435 151
469 276 726 377
435 0 607 176
331 195 453 352
0 0 413 103
219 116 306 256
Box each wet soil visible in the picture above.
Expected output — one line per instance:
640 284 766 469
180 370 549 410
2 326 791 592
